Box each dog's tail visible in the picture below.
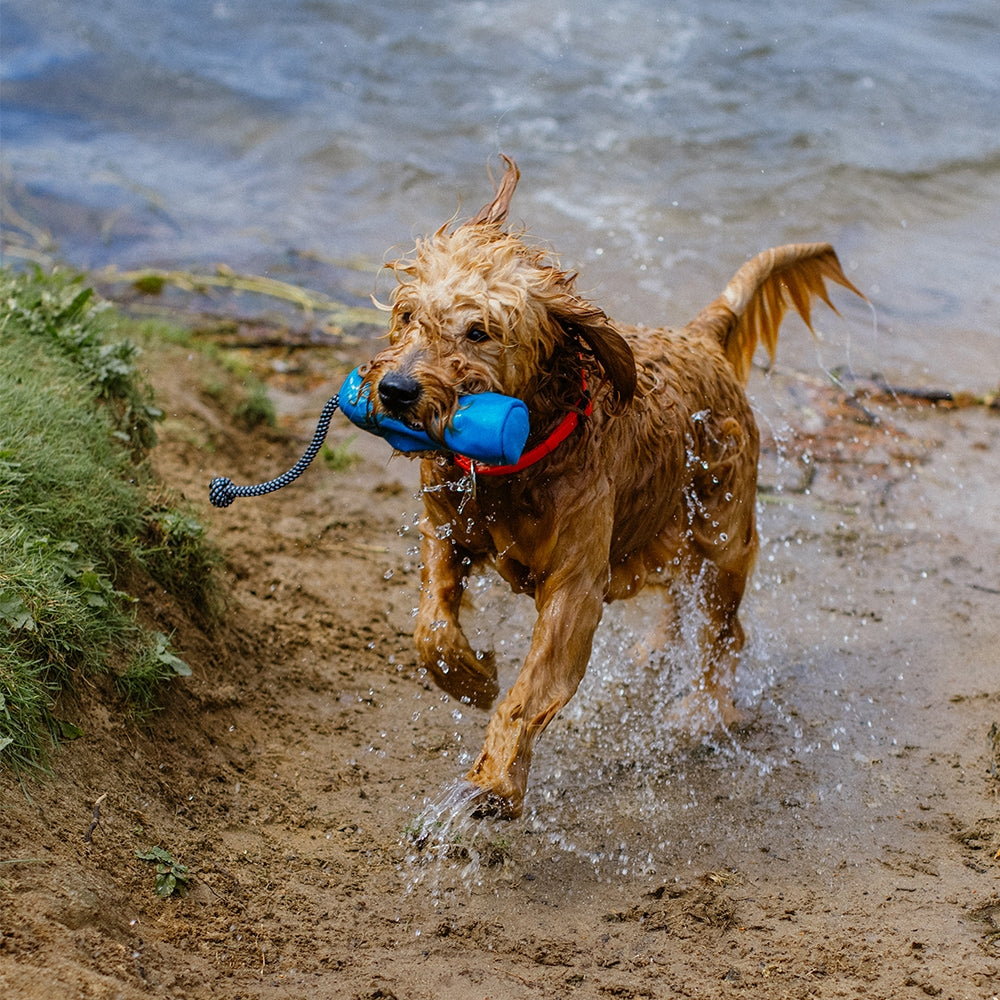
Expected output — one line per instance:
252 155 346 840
690 243 866 385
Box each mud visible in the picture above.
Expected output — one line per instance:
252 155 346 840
2 331 999 999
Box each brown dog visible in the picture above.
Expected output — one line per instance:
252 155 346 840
361 157 863 818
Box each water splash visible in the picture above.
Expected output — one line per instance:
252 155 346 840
418 470 477 514
400 779 516 897
395 450 895 890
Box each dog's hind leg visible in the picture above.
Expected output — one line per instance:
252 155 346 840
690 567 749 728
627 580 681 668
414 515 499 710
672 543 755 730
675 412 759 729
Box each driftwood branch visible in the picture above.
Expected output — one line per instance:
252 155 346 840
96 265 385 333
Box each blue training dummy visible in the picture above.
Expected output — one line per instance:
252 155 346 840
336 367 528 466
208 366 530 507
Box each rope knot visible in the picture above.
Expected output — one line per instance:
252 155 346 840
209 477 237 508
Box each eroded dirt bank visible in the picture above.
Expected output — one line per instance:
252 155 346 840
2 332 999 999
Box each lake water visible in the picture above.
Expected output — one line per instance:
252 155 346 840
3 0 998 386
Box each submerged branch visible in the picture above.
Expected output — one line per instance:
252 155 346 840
96 264 385 333
765 362 998 410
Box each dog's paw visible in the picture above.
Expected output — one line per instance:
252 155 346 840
464 745 528 820
466 781 523 821
415 616 499 708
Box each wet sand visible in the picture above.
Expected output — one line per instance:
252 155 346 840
1 326 998 998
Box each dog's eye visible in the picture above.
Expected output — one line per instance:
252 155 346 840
398 310 412 326
466 326 489 343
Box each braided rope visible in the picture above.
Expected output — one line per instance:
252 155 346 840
209 396 339 508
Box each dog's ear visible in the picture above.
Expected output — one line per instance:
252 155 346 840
554 297 637 412
463 155 520 228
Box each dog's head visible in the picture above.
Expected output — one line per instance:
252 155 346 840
360 157 637 444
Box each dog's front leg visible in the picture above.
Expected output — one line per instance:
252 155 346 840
465 551 609 818
414 513 499 710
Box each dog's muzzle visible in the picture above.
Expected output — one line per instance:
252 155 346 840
377 371 422 418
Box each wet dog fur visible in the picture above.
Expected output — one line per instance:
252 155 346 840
360 157 864 818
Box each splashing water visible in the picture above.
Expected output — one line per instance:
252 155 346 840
400 779 516 897
393 374 913 891
418 470 477 514
392 558 798 892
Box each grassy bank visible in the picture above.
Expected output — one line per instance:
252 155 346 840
0 268 219 769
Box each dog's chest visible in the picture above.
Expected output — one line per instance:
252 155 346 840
425 483 548 591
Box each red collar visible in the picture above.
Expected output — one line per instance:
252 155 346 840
453 369 591 477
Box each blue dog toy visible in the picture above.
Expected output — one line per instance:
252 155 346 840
208 367 529 507
336 368 528 466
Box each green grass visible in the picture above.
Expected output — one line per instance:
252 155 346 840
232 375 277 430
0 267 220 769
321 434 361 472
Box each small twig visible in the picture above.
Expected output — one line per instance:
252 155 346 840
83 792 108 843
503 969 539 987
756 488 860 516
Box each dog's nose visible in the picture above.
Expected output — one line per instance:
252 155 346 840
377 371 422 413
